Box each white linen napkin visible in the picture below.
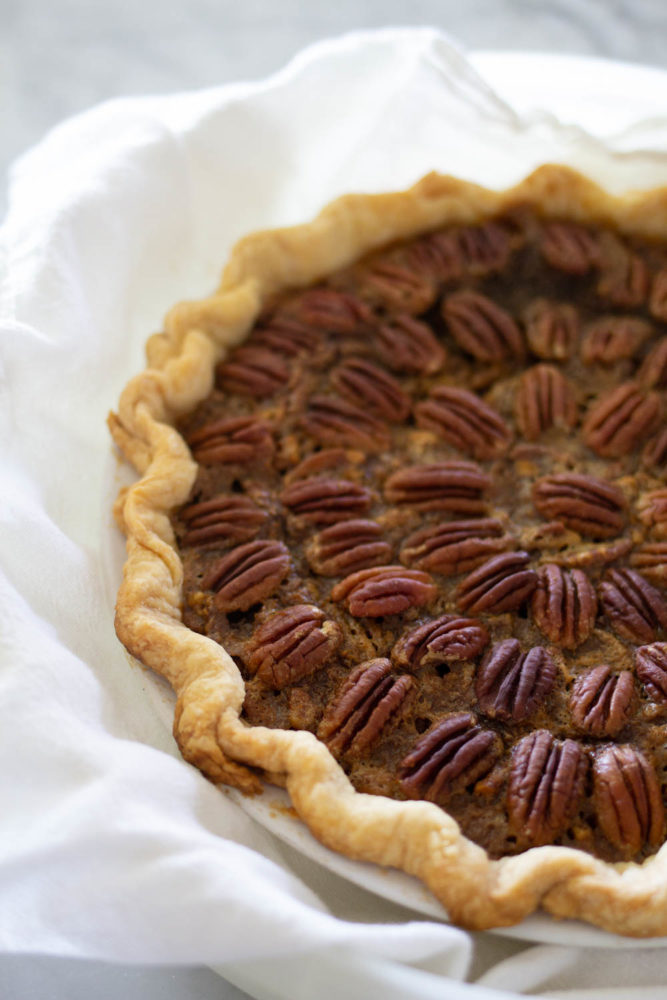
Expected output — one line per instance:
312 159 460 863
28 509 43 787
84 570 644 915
3 26 667 999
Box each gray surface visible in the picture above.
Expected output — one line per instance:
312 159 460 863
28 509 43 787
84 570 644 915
2 2 667 998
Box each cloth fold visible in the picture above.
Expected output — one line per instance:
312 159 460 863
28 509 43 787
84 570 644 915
3 25 667 999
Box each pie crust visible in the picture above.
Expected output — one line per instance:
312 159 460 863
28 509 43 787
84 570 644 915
109 165 667 935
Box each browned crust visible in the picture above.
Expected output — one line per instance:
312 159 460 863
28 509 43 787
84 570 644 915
109 165 667 934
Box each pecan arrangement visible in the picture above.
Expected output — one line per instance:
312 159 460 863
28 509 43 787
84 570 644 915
172 204 667 867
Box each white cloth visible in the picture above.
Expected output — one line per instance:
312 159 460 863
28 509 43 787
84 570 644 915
2 26 667 999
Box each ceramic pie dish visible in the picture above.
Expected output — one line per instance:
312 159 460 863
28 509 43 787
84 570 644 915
109 164 667 934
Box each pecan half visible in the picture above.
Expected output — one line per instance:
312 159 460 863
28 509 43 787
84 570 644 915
279 477 372 525
249 316 315 356
331 565 437 617
375 314 447 375
360 258 438 314
599 568 667 643
442 290 524 363
593 745 664 854
280 287 371 333
638 337 667 390
532 473 627 539
305 519 392 576
399 713 502 803
392 615 489 669
635 643 667 704
457 221 512 275
384 461 491 514
638 489 667 537
331 357 411 422
245 605 342 688
301 395 390 452
187 416 274 466
650 267 667 321
181 495 267 547
401 518 511 575
217 345 289 398
457 551 537 614
570 666 635 737
404 230 462 282
515 364 578 440
596 234 650 307
580 316 652 365
540 221 599 274
415 386 512 460
642 428 667 470
508 731 587 847
523 299 579 361
201 539 290 612
583 382 661 458
630 542 667 584
476 639 556 723
530 564 597 648
318 659 412 755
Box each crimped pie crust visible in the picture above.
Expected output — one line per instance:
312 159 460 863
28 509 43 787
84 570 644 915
109 165 667 934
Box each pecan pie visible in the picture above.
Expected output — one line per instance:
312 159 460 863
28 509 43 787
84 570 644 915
110 166 667 935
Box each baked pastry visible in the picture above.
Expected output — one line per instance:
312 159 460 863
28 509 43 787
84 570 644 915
109 165 667 934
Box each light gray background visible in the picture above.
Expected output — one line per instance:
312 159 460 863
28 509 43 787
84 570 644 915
2 1 667 998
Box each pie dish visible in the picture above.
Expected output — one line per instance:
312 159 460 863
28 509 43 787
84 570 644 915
109 164 667 934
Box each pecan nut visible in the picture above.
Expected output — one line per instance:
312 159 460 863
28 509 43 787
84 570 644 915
540 221 599 274
404 230 463 282
580 316 652 365
596 233 650 307
457 551 537 615
305 519 392 576
246 605 342 688
279 477 372 525
331 565 437 617
217 345 289 398
399 713 502 803
570 665 635 737
593 745 664 854
392 615 490 670
201 539 290 611
301 395 390 452
476 639 556 723
523 299 579 360
638 337 667 389
650 267 667 321
635 643 667 704
442 290 524 363
400 518 511 575
599 568 667 644
359 257 438 314
279 287 372 333
532 473 627 539
318 659 413 756
375 314 447 375
331 357 411 422
249 316 317 357
414 386 512 460
187 416 274 465
457 221 512 275
638 489 667 537
508 731 587 847
583 382 661 458
642 428 667 471
514 364 578 440
384 461 491 514
630 542 667 584
530 564 597 648
180 495 267 547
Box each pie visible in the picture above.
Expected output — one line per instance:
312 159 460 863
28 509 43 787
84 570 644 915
109 165 667 935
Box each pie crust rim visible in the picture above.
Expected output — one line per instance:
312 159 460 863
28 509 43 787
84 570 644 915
109 164 667 935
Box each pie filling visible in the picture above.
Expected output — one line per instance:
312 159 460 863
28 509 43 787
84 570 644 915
173 207 667 863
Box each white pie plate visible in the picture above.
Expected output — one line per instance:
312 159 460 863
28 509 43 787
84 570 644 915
103 50 667 949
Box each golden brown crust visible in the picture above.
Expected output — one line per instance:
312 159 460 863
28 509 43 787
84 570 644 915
110 165 667 934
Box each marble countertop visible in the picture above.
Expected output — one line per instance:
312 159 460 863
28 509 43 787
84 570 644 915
2 2 667 998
